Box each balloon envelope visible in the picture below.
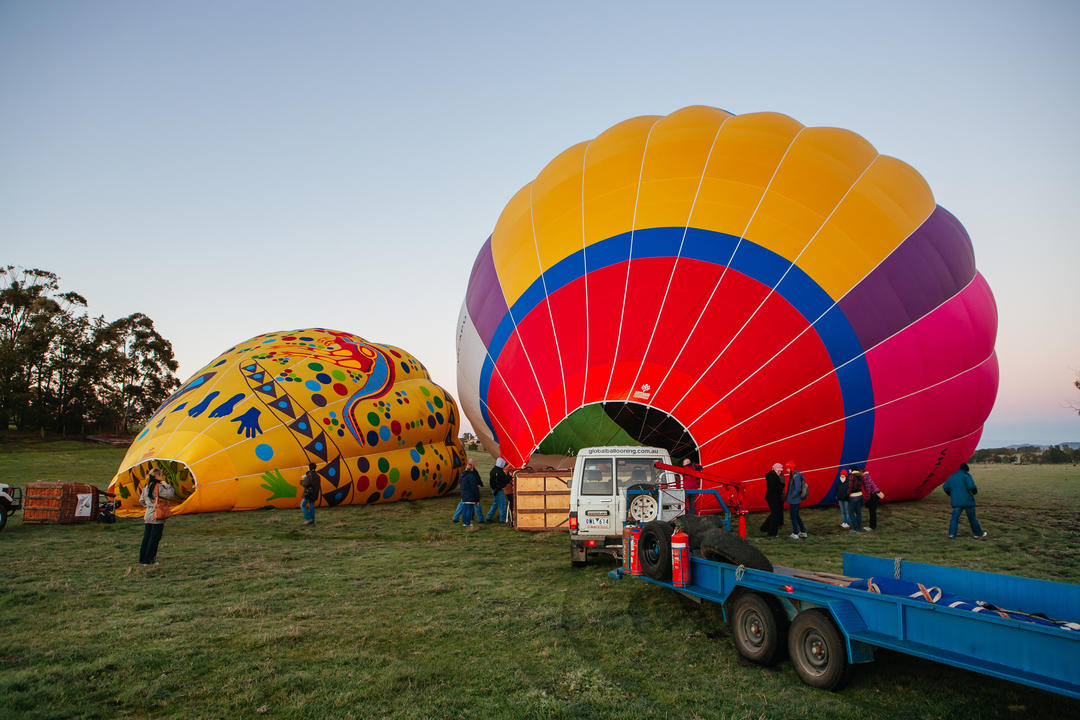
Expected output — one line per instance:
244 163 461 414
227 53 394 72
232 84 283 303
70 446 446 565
111 329 465 516
456 106 998 510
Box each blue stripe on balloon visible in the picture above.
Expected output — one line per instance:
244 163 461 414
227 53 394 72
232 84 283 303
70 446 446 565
478 227 874 475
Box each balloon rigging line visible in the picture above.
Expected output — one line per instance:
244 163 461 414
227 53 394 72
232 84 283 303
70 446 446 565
699 350 995 468
499 296 553 432
153 350 251 459
477 394 526 461
529 181 570 420
645 126 808 409
667 148 882 417
602 117 662 401
627 111 733 438
484 348 540 450
684 198 939 431
690 270 981 448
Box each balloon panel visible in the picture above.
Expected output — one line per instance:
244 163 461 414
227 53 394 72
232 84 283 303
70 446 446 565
111 329 465 516
457 107 998 509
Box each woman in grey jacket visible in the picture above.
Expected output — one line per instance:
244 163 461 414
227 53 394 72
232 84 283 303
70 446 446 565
785 461 808 539
138 468 175 565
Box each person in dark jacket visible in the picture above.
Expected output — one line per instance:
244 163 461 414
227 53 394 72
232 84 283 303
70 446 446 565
943 463 987 539
485 458 512 523
760 462 785 536
847 466 864 533
458 459 482 532
836 468 852 529
300 462 320 525
784 461 808 539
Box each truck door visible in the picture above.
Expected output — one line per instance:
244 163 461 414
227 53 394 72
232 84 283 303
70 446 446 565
575 457 615 535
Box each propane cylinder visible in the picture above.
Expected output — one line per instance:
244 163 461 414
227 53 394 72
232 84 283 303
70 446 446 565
622 525 634 572
671 528 690 587
628 526 643 575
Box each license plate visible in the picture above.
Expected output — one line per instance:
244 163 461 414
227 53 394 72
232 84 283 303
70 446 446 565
583 516 610 529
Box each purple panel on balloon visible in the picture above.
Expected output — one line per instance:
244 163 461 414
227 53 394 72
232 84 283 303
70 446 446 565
839 206 976 351
465 236 509 346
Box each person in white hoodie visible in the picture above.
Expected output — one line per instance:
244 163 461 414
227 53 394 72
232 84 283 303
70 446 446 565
138 468 175 565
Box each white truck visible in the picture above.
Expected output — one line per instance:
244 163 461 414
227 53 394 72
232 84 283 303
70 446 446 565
567 446 686 566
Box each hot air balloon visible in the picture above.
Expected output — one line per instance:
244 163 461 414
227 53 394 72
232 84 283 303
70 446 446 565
456 106 998 510
110 329 465 516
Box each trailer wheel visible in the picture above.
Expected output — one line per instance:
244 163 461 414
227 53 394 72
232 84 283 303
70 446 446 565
638 521 674 581
0 503 8 532
788 609 851 690
699 528 772 571
729 592 786 665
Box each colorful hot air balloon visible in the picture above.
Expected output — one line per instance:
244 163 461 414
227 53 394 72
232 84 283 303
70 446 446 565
457 106 998 510
110 329 465 516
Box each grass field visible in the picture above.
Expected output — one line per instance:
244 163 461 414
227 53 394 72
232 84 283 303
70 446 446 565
0 440 1078 719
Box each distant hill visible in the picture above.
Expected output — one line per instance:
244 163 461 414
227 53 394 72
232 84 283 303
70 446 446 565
988 442 1080 451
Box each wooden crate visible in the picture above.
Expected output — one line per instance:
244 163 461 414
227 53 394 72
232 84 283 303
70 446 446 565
512 470 571 532
22 482 102 524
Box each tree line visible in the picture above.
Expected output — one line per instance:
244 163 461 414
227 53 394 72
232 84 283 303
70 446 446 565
0 266 180 436
970 445 1079 465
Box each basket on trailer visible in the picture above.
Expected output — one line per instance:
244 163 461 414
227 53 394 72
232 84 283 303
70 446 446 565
22 482 113 524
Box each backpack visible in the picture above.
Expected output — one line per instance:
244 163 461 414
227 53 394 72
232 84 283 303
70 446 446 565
799 475 809 500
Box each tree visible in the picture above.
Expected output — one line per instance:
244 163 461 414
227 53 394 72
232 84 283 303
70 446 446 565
98 313 180 434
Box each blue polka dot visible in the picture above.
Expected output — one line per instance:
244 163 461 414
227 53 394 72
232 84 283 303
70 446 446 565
305 380 321 391
400 361 409 373
411 466 420 480
329 411 337 418
299 336 313 341
298 421 308 431
383 486 395 499
277 401 288 409
379 426 391 441
367 430 379 445
316 372 331 384
426 401 434 412
255 444 274 461
409 449 421 462
435 412 444 424
315 442 324 451
328 467 336 477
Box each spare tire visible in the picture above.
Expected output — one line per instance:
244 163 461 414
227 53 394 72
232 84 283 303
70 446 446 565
699 528 772 571
638 520 674 581
676 514 726 553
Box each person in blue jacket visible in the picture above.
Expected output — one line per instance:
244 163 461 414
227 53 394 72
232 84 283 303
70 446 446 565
943 463 988 539
784 460 808 539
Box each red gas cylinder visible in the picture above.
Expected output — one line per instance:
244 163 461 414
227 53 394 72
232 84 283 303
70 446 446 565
628 526 643 576
671 529 690 587
622 525 634 572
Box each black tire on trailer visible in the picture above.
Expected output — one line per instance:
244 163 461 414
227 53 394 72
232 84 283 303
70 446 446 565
677 514 726 554
0 503 8 532
728 591 787 665
787 609 851 690
699 528 773 571
638 520 674 581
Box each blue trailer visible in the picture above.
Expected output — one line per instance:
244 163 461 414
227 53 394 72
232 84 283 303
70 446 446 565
610 552 1080 698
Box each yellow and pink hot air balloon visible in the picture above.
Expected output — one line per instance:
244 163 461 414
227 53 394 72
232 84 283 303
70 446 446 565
111 329 465 516
456 106 998 511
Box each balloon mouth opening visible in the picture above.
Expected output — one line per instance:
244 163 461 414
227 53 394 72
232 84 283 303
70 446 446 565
110 459 196 518
534 401 699 463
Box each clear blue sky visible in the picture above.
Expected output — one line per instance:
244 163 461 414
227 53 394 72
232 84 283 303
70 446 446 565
2 1 1077 447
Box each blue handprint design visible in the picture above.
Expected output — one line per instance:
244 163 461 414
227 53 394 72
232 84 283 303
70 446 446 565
230 407 263 438
188 391 221 417
208 393 245 418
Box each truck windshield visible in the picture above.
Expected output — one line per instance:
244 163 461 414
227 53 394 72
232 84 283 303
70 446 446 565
580 458 614 495
616 457 664 488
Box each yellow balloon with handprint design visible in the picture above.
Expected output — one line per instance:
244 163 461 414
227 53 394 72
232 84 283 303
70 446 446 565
109 329 465 517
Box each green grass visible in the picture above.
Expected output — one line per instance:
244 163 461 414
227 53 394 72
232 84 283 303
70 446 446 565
0 441 1078 719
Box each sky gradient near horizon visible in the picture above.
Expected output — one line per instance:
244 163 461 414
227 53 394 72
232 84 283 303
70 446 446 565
2 1 1078 448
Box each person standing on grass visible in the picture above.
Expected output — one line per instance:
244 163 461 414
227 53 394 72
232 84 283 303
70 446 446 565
486 458 512 523
458 458 482 532
943 462 988 539
784 461 808 539
760 462 785 536
861 467 884 531
836 468 852 529
847 466 864 533
680 458 701 515
138 467 175 565
300 462 320 526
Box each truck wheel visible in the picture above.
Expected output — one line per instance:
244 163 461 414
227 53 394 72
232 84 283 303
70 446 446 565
0 503 8 532
699 528 772 571
638 520 674 581
788 609 851 690
729 591 786 665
